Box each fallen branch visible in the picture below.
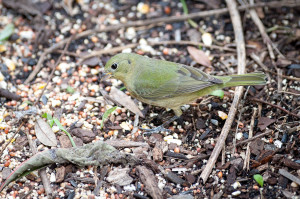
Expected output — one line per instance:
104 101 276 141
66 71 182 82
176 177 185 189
250 98 300 118
200 0 246 183
24 0 300 84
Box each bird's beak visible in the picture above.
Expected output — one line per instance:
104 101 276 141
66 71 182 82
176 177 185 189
100 72 112 82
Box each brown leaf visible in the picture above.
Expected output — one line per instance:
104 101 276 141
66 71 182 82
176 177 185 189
109 86 144 118
136 166 163 199
35 118 57 147
187 46 211 67
257 117 276 130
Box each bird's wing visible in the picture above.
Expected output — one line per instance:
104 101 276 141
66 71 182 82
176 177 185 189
132 64 223 100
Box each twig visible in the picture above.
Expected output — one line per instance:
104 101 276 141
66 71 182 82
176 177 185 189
227 130 273 149
278 91 300 96
279 169 300 186
80 40 237 63
131 115 140 135
232 86 250 154
250 98 300 118
150 40 236 52
249 53 272 80
80 43 138 63
200 0 246 183
243 108 257 170
242 0 276 60
24 0 300 84
35 35 75 106
0 121 25 155
250 53 300 81
0 88 21 101
277 68 283 92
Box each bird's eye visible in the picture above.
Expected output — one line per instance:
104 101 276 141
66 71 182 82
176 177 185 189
111 63 118 70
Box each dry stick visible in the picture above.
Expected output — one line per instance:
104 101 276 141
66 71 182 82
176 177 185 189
57 41 236 58
0 121 25 155
227 130 273 149
80 43 139 62
24 0 300 84
199 0 246 183
279 169 300 186
232 87 250 154
278 91 300 96
250 53 300 82
250 98 300 118
80 40 237 62
245 0 276 60
249 53 272 80
277 68 283 92
243 108 257 170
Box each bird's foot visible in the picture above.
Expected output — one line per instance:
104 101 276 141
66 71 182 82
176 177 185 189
140 125 171 135
140 115 179 135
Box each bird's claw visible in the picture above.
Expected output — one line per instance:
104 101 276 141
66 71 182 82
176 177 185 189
140 125 171 135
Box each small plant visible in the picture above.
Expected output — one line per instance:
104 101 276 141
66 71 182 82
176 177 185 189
253 174 264 187
100 106 118 129
42 113 76 147
0 23 14 44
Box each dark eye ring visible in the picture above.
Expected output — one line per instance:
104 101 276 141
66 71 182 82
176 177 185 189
111 63 118 70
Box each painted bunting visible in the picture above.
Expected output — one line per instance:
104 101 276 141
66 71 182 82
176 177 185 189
104 53 266 131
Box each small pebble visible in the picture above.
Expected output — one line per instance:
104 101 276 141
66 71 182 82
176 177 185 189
232 190 241 196
232 181 241 189
50 172 56 182
236 132 243 140
210 119 218 126
218 111 228 120
202 32 213 46
125 27 136 40
137 2 150 14
274 140 282 148
291 182 299 188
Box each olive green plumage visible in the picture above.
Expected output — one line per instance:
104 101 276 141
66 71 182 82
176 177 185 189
104 53 266 116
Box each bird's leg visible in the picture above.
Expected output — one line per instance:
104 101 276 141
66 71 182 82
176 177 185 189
140 115 180 134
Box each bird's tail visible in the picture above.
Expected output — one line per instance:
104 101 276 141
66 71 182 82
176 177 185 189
217 72 267 88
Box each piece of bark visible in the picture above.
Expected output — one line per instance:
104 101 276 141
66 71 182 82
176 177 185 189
136 166 163 199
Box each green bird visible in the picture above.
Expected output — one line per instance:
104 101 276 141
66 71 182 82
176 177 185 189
104 53 266 132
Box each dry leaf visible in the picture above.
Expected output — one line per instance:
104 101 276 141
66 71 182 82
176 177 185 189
35 118 58 147
109 87 144 118
187 46 211 67
257 117 276 130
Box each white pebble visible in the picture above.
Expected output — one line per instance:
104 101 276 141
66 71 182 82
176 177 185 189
232 190 241 196
52 100 61 107
202 32 213 46
50 172 56 182
274 140 283 148
52 125 60 133
291 182 299 188
232 181 241 189
125 27 136 40
20 30 35 40
236 132 243 140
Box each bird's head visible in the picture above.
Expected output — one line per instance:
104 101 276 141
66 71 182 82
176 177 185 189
104 53 137 81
